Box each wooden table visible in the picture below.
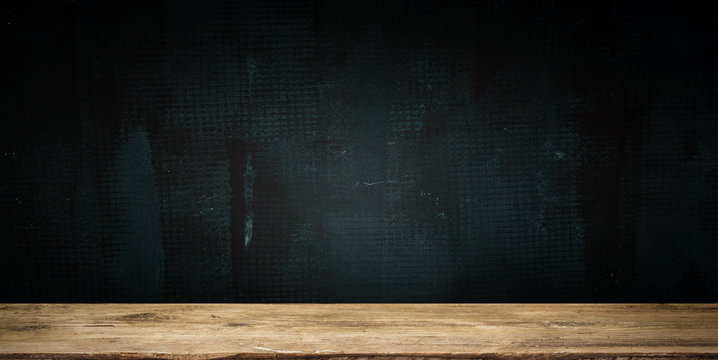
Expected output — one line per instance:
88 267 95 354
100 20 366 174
1 304 716 359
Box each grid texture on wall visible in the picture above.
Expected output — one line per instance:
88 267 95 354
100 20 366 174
1 0 717 302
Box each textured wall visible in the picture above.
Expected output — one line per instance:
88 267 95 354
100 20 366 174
1 0 717 302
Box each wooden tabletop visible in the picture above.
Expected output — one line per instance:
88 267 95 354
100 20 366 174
0 304 717 359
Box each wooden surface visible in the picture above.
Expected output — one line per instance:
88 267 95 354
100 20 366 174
1 304 717 359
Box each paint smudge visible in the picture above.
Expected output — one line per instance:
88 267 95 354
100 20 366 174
244 152 254 247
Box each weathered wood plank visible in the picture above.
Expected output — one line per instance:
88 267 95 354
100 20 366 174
1 304 717 359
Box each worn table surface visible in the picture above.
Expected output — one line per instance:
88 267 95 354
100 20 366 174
0 304 717 359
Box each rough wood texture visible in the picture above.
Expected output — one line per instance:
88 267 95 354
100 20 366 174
1 304 717 359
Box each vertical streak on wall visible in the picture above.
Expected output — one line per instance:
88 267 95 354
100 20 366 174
243 153 254 247
565 4 643 301
116 128 164 301
576 108 641 301
229 139 249 295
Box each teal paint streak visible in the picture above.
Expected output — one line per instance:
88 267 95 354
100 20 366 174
117 127 164 301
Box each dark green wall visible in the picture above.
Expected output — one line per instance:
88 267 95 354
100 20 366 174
1 0 717 302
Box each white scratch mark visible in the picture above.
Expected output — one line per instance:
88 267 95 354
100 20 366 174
252 346 301 354
244 153 254 247
354 180 401 188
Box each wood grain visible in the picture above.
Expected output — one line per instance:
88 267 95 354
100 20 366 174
0 304 716 359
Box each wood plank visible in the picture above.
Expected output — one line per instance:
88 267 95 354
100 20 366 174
1 304 717 359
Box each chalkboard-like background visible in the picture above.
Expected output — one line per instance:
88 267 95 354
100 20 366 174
1 1 717 302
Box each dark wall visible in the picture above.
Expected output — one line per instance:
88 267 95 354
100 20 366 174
1 0 717 302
